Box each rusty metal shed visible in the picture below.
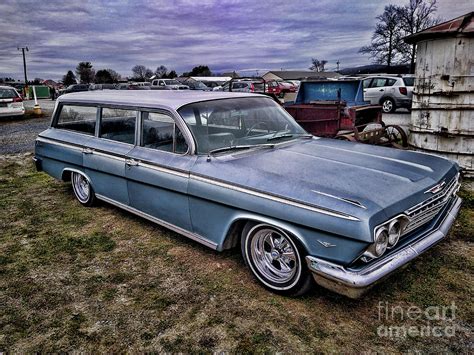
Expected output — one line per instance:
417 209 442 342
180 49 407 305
405 12 473 177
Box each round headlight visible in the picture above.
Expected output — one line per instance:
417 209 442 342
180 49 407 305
388 220 401 247
374 228 389 257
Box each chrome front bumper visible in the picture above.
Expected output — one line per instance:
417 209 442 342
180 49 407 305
306 196 462 299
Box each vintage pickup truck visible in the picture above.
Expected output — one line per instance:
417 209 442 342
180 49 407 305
34 90 461 298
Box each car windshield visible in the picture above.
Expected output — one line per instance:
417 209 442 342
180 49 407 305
164 80 180 85
403 77 415 86
178 97 308 154
0 88 18 98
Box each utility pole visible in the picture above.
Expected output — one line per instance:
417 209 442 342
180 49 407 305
17 46 29 98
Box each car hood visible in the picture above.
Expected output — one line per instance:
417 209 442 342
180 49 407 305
190 138 458 222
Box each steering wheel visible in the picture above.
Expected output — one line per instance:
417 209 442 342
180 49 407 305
245 122 271 137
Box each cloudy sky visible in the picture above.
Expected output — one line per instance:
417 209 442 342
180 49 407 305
0 0 472 80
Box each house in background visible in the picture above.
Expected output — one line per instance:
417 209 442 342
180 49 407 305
262 70 341 81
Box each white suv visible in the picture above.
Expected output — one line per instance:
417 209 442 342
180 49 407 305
362 76 414 113
0 86 25 118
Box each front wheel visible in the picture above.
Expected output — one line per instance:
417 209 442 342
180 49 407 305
71 172 96 206
241 223 313 296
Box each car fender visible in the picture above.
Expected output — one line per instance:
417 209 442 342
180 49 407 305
220 211 311 253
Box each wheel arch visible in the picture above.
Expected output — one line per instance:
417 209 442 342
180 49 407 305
379 95 395 105
221 213 310 253
61 168 93 187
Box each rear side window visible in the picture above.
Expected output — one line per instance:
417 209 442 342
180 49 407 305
403 77 415 86
142 112 188 154
0 88 19 98
386 79 397 86
56 105 97 135
100 108 137 144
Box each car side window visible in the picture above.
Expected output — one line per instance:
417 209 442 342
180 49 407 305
100 108 137 144
386 78 396 86
363 79 372 89
141 112 188 154
370 78 387 88
56 105 97 135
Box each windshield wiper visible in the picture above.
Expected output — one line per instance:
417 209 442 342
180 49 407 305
267 132 313 142
208 144 274 158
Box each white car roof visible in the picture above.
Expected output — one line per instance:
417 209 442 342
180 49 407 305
57 90 266 111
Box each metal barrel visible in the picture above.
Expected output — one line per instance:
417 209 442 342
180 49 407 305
409 36 473 178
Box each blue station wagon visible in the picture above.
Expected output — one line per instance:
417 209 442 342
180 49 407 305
34 91 462 298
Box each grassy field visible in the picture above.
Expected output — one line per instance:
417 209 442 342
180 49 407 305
1 153 472 352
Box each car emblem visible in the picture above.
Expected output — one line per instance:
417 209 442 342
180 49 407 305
318 240 336 248
425 181 446 194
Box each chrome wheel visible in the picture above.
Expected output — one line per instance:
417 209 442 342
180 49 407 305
250 228 298 283
72 172 93 204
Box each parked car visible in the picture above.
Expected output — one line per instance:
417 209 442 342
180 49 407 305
151 79 189 90
362 75 414 113
128 82 152 90
266 80 298 97
89 83 117 90
60 84 90 95
34 91 461 298
185 80 211 91
214 79 265 93
0 86 25 118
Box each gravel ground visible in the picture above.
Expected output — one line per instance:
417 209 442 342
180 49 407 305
0 116 50 154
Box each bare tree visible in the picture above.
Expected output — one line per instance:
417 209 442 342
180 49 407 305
75 62 95 84
131 65 153 81
309 58 328 72
359 5 405 68
105 69 121 82
399 0 440 72
154 65 168 78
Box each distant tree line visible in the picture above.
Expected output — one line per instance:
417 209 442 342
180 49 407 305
360 0 440 72
60 62 216 86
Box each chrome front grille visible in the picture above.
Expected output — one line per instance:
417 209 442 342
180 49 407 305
403 175 460 235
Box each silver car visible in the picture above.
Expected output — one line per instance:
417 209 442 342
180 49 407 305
363 76 414 113
0 86 25 118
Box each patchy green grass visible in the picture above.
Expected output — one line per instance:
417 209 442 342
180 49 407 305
0 154 472 352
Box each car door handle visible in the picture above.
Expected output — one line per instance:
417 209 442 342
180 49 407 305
379 89 384 91
125 159 139 167
83 148 94 154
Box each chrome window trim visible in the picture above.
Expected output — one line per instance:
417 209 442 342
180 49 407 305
95 193 217 250
98 106 139 146
52 103 99 137
55 101 196 155
138 110 191 156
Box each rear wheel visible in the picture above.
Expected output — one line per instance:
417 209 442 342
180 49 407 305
71 172 96 206
241 223 313 296
381 98 396 113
